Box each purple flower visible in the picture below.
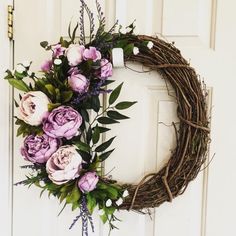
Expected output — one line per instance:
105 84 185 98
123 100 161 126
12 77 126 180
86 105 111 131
68 68 89 94
78 172 99 193
52 44 66 58
21 134 60 164
46 145 83 185
100 59 113 78
83 47 101 62
41 59 52 72
43 106 83 140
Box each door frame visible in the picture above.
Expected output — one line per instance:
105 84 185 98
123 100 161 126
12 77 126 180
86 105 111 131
0 0 14 235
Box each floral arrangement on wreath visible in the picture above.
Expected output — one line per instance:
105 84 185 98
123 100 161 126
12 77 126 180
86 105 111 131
4 1 155 235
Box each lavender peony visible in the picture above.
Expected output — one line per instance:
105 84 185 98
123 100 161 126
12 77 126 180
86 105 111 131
83 46 101 62
19 91 50 126
46 145 82 185
100 59 112 78
78 172 99 193
68 68 89 94
66 44 85 66
21 134 60 163
43 106 82 140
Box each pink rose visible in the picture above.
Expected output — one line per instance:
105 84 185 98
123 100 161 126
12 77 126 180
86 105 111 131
43 106 83 140
78 172 99 193
66 44 85 66
41 59 52 72
68 68 89 94
83 47 101 62
52 44 66 58
100 59 112 78
46 145 83 185
19 91 50 126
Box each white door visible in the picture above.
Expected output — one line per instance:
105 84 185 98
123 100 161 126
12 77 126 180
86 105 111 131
1 0 236 236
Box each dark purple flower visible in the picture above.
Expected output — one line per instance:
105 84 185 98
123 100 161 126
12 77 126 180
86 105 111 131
43 106 83 140
21 134 60 164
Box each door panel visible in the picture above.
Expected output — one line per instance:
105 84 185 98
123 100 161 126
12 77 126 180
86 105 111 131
12 0 236 236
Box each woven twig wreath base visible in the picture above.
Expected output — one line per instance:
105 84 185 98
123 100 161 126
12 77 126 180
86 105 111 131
114 35 210 211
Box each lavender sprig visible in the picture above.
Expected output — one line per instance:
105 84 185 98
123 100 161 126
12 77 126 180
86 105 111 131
69 195 95 235
79 0 86 45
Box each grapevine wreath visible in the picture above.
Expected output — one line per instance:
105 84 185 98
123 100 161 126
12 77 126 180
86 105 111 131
4 1 210 235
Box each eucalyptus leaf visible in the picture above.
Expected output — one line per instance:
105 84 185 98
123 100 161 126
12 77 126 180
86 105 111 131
107 111 129 120
109 82 123 105
115 101 137 110
95 137 116 152
99 149 115 161
40 41 49 48
97 117 119 125
74 141 91 152
92 125 100 144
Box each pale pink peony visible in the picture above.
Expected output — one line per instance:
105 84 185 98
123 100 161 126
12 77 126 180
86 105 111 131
19 91 50 126
66 44 85 66
46 145 82 185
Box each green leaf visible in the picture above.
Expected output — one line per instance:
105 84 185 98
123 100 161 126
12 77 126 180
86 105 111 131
115 101 137 110
109 83 123 105
86 193 97 214
95 137 116 152
106 187 118 199
97 117 119 125
100 213 108 224
77 150 92 163
59 191 67 203
40 41 48 48
8 79 30 92
48 103 61 111
124 43 134 55
107 111 129 120
72 201 79 211
74 141 91 152
66 186 81 204
92 125 100 144
91 95 100 112
45 84 56 96
99 149 115 161
80 109 90 122
61 91 73 102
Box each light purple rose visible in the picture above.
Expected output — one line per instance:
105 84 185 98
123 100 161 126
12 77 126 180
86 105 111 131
100 59 113 78
41 59 52 72
21 134 60 164
52 44 66 58
83 47 101 62
68 68 89 94
46 145 82 185
66 44 85 66
78 172 99 193
43 106 83 140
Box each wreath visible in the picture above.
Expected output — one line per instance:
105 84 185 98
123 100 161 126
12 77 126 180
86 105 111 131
4 1 210 235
